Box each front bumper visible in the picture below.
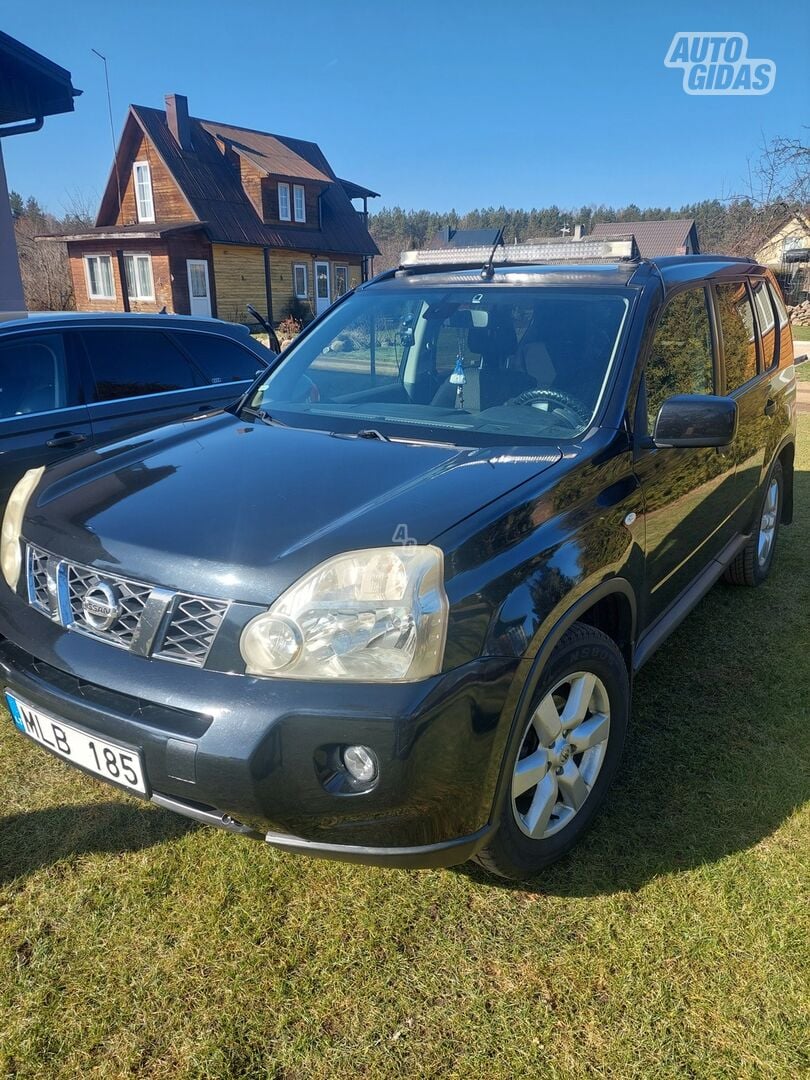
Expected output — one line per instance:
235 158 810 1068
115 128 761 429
0 596 523 868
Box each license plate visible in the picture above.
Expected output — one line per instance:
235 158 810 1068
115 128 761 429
5 690 147 795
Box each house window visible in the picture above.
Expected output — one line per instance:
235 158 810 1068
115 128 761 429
293 184 306 223
133 161 154 223
293 263 308 299
334 265 349 297
84 255 115 300
123 254 155 301
278 183 291 221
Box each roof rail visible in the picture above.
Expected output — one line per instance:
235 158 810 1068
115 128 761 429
399 235 640 270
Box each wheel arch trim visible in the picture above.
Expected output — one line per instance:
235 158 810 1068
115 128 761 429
486 577 636 828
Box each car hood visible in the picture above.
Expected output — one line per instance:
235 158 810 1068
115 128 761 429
25 412 561 603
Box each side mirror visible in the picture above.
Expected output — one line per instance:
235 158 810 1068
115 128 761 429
652 394 738 449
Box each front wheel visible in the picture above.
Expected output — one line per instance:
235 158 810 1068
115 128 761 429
724 459 783 587
475 623 629 881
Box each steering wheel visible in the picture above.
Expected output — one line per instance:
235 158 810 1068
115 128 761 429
291 375 320 403
507 388 591 429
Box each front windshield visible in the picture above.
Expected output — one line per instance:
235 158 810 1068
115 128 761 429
249 284 631 445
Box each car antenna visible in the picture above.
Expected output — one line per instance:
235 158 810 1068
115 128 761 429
480 226 505 280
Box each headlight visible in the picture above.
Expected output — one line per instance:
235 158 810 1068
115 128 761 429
240 546 448 681
1 466 44 590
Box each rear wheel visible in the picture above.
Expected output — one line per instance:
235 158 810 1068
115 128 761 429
475 623 629 881
724 460 783 587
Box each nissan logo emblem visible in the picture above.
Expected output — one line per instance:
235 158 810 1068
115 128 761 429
82 582 122 631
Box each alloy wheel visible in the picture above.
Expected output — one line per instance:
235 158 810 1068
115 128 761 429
511 672 611 839
757 476 779 568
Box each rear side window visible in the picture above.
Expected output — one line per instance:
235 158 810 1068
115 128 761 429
768 280 793 368
82 329 202 402
174 332 262 384
0 333 73 419
751 281 777 369
715 283 758 392
646 287 715 429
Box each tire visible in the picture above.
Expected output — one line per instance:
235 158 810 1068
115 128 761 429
724 459 783 587
475 622 629 881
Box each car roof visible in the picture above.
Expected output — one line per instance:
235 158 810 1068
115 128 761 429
369 253 769 293
0 311 254 339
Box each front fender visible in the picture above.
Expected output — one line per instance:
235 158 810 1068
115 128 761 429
439 440 644 669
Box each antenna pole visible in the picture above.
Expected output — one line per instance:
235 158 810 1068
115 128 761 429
91 49 122 217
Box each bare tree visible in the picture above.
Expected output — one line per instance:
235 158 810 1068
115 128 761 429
10 194 75 311
60 188 98 230
721 131 810 256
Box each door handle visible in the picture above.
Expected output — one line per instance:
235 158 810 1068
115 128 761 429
764 398 776 417
46 432 88 449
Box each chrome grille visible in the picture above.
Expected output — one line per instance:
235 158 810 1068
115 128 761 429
155 595 229 666
27 546 51 614
22 543 229 668
65 563 152 648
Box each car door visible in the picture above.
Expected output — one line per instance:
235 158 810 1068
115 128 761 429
75 327 211 447
0 331 92 503
632 284 739 626
168 330 269 409
712 280 767 532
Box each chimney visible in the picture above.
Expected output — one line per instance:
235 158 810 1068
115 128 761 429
573 224 585 241
165 93 192 151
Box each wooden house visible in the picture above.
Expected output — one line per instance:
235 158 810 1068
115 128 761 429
58 94 379 324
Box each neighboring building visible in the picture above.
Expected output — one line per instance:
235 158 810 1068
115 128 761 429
755 212 810 266
56 94 379 324
589 218 700 256
755 213 810 304
0 31 80 311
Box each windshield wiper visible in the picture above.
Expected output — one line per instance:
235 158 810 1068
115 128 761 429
239 404 287 427
331 428 391 442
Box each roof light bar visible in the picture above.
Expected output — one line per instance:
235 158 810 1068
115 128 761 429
400 236 639 268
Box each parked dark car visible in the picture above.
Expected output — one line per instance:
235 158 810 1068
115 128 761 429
0 240 797 880
0 312 272 503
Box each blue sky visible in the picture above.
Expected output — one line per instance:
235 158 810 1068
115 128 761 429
3 0 808 217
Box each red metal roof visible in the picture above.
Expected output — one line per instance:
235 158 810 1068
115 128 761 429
93 104 379 257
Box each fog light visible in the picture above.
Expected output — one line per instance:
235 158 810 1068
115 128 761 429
343 745 378 783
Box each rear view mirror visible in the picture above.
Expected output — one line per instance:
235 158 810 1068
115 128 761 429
652 394 738 449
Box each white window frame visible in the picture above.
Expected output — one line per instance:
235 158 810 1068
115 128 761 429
334 265 349 297
293 263 308 299
293 184 306 223
278 182 291 221
83 254 116 300
123 253 155 301
132 161 155 223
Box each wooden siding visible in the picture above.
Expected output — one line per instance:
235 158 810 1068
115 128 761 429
167 233 215 315
211 243 266 323
112 123 195 227
68 232 215 315
269 250 363 321
260 178 324 229
68 239 172 313
238 155 264 220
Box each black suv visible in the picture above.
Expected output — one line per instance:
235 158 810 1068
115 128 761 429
0 239 796 880
0 312 272 503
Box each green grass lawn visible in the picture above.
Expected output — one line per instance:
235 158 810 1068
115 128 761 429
1 424 808 1079
791 324 810 342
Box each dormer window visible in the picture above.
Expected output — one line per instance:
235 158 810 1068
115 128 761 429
133 161 154 222
293 184 306 223
278 182 291 221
